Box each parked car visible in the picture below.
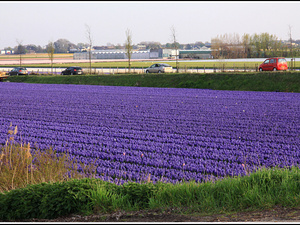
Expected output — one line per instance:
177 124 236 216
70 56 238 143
145 63 173 73
0 71 9 82
61 67 83 75
259 57 288 71
8 67 28 75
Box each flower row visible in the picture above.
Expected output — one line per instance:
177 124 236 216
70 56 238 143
0 83 299 183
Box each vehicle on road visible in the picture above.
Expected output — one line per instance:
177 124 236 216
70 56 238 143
0 71 9 81
259 57 288 71
8 67 28 75
145 63 173 73
61 67 83 75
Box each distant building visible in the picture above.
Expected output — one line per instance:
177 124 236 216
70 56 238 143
80 47 94 52
0 50 14 54
74 48 186 60
93 46 115 50
205 42 211 48
179 47 212 59
74 49 151 60
162 49 179 59
73 48 180 60
69 48 80 53
137 44 147 50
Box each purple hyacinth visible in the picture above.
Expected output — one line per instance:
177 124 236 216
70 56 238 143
0 82 299 184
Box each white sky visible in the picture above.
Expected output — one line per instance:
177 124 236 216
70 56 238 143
0 1 300 49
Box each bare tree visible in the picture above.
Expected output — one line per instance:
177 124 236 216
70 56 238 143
288 25 294 70
16 40 24 67
85 24 93 75
242 33 251 58
125 28 133 73
211 36 222 59
170 26 179 73
47 41 55 75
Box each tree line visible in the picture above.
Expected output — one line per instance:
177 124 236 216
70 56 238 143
4 26 182 75
3 39 209 55
211 32 300 59
4 39 89 54
4 32 300 59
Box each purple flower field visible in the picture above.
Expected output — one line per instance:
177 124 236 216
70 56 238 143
0 82 299 184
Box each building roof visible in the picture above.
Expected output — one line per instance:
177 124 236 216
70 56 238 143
179 50 211 54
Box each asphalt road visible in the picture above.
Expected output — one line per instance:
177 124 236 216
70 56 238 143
1 58 296 74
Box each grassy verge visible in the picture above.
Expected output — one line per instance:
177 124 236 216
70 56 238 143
5 71 300 92
0 165 299 220
0 128 300 220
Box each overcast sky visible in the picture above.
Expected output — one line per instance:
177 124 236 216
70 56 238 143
1 1 300 49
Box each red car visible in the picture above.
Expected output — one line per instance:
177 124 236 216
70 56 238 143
259 57 288 71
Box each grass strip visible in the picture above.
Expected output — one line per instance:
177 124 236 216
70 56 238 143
5 71 300 93
0 166 299 220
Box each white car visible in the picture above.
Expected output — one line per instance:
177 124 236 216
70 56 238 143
145 63 173 73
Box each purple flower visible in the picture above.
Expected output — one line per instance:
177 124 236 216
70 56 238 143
0 83 299 184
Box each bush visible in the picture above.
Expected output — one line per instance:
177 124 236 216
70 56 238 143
0 179 98 220
1 167 300 221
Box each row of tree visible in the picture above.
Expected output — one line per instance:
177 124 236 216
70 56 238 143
6 30 300 62
4 39 88 54
211 32 300 59
8 25 181 74
4 39 209 55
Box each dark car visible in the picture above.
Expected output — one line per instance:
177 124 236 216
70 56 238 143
145 63 173 73
61 67 83 75
8 67 28 75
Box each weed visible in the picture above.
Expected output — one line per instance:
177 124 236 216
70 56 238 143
1 128 300 221
0 125 97 193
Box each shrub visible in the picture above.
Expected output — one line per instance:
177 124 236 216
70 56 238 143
0 179 98 220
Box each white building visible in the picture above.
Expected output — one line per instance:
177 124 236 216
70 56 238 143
73 49 179 60
74 49 149 60
0 50 14 54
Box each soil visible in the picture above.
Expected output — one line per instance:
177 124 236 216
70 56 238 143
5 205 300 222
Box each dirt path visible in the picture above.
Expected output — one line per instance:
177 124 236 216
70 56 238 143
5 205 300 222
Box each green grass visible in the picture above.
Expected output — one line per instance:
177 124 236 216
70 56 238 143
1 71 300 221
148 167 300 212
0 128 300 221
5 71 300 92
1 164 299 220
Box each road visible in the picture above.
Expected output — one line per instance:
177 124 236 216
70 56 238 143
0 57 296 74
0 66 260 75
